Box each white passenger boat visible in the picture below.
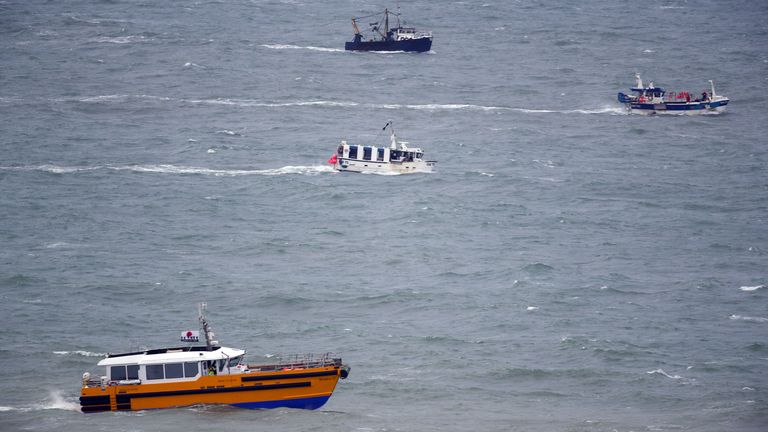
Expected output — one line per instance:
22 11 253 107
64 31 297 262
328 122 436 174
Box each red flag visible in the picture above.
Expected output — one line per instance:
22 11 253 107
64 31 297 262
327 154 337 165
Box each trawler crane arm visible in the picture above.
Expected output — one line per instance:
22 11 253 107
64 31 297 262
351 17 361 35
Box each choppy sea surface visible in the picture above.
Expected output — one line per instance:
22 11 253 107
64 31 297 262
1 0 767 431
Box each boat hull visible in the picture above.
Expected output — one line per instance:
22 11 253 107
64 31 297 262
335 158 435 174
345 37 432 52
624 99 728 115
80 365 342 412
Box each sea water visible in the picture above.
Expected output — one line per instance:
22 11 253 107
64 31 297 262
1 1 767 431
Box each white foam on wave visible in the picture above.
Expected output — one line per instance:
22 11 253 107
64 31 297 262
41 391 81 412
0 391 81 413
513 106 626 115
0 164 100 174
646 369 683 380
110 164 334 176
739 285 765 292
92 35 149 44
188 98 361 108
76 94 172 103
729 314 768 323
53 350 106 357
2 164 334 176
49 93 629 116
261 44 344 53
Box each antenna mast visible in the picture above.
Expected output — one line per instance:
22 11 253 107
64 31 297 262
198 302 218 350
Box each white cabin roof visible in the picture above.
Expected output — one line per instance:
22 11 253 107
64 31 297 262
98 346 245 366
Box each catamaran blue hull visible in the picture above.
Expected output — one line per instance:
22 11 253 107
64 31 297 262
345 38 432 52
231 396 330 410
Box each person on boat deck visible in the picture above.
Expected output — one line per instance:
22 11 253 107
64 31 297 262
701 91 708 101
208 363 216 376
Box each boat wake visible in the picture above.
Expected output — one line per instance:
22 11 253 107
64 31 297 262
0 164 335 177
261 44 345 53
17 94 628 115
0 391 81 413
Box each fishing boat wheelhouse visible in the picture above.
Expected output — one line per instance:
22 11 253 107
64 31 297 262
80 304 349 412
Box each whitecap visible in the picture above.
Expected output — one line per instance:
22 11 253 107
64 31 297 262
40 391 81 412
0 164 100 174
261 44 344 53
729 314 768 323
526 306 539 311
739 285 764 292
53 350 107 357
92 35 148 44
109 164 334 176
646 369 682 379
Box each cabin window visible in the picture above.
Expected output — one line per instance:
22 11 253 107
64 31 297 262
348 146 358 159
111 366 127 381
184 362 198 378
146 364 164 380
363 147 372 160
165 363 184 379
218 359 228 371
228 355 243 367
127 365 139 380
377 148 385 161
390 150 400 160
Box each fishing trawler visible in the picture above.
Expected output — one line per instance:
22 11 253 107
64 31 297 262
617 74 729 114
328 121 436 174
345 8 432 52
79 303 349 412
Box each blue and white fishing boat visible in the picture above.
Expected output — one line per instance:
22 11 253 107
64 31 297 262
617 74 729 115
328 122 435 174
345 8 432 52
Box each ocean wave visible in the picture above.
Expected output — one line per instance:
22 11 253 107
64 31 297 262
186 98 361 108
0 391 81 413
0 164 101 174
53 350 106 357
110 164 334 176
92 35 150 44
729 314 768 323
646 369 686 380
739 285 765 292
512 106 627 115
0 164 334 176
261 44 344 53
35 94 629 115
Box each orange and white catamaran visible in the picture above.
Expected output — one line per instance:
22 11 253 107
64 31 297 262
79 303 349 412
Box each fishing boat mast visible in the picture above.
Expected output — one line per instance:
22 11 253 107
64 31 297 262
198 302 218 350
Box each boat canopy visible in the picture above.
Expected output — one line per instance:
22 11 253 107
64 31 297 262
98 346 245 366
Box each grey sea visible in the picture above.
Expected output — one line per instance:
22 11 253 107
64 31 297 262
1 0 767 431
